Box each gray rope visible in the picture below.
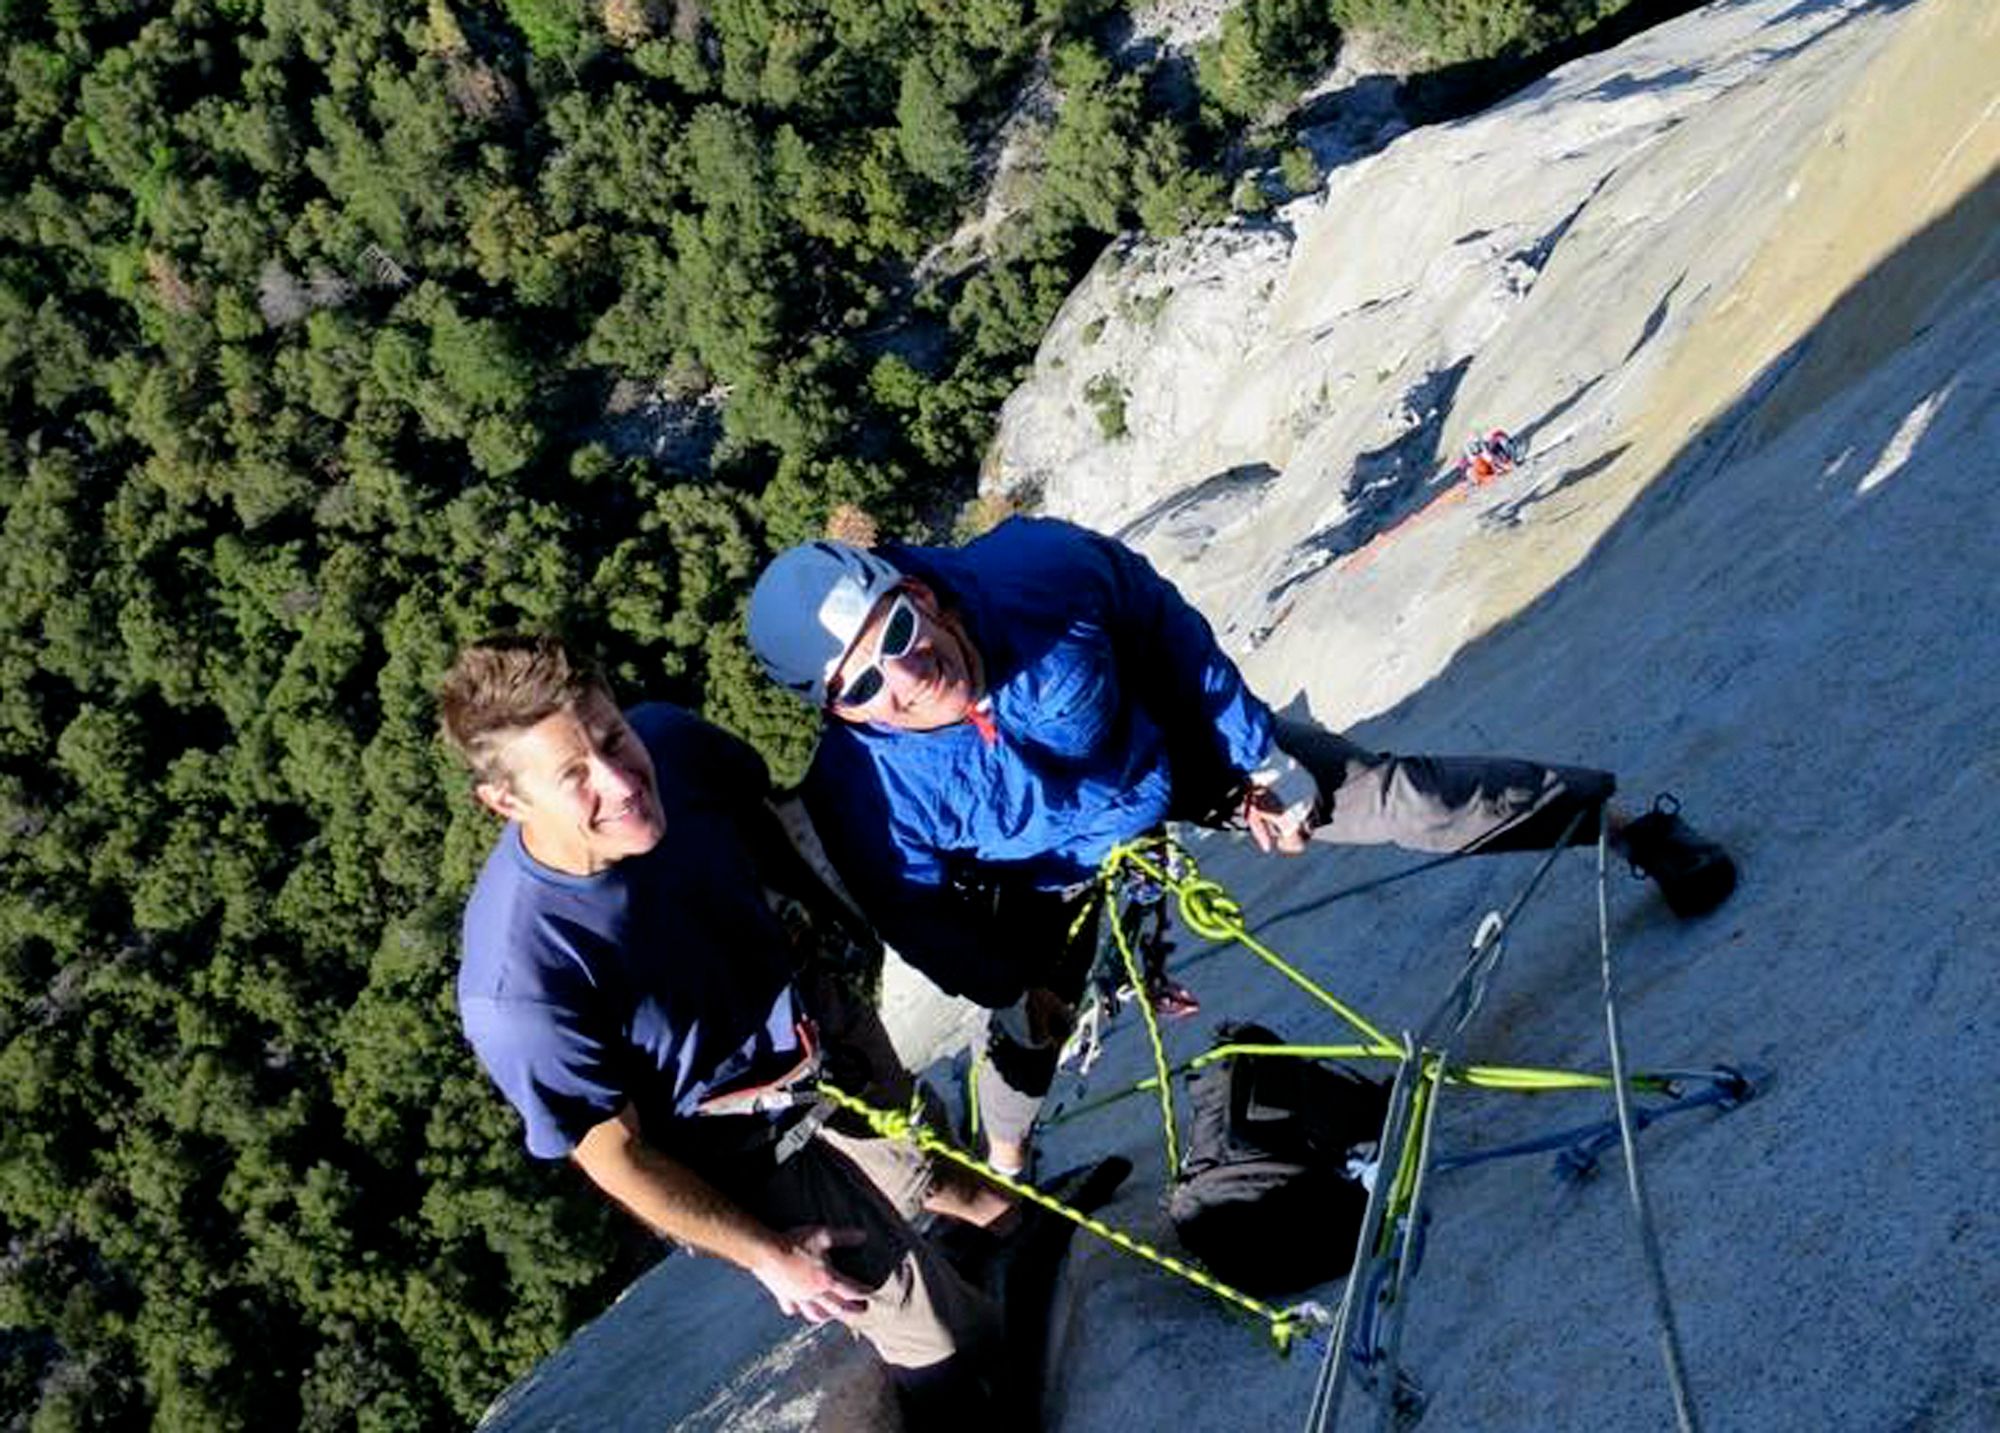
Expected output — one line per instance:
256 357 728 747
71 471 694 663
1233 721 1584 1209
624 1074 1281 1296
1373 1050 1445 1433
1306 1035 1420 1433
1307 815 1583 1432
1594 826 1702 1433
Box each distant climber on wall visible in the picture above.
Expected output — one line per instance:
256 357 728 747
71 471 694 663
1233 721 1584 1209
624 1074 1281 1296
746 518 1735 1176
438 635 1017 1429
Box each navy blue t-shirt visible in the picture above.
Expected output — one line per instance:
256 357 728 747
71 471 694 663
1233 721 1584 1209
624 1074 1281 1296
458 704 808 1159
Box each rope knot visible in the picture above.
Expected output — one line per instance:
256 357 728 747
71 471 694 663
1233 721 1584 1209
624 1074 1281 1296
1177 877 1243 939
872 1105 918 1143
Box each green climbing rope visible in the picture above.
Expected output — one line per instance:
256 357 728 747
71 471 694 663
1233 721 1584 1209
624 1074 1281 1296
836 831 1729 1380
813 1079 1323 1354
1087 852 1187 1175
1057 838 1677 1155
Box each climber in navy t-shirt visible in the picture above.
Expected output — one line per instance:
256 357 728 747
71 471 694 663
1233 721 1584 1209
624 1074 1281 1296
439 636 1005 1421
458 700 809 1160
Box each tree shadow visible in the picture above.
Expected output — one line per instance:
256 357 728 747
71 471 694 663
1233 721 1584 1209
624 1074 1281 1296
1397 0 1717 124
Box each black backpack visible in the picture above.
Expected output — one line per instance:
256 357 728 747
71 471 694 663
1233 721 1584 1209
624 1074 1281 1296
1166 1022 1392 1297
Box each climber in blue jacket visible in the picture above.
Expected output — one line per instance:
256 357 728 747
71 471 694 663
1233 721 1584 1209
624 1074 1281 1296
748 517 1733 1176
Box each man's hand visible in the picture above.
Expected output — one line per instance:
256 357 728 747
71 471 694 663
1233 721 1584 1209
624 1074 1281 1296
1243 751 1320 856
572 1109 872 1324
1244 783 1313 855
750 1226 872 1323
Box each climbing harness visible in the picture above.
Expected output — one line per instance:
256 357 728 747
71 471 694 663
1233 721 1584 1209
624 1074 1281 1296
823 824 1756 1429
693 1019 824 1117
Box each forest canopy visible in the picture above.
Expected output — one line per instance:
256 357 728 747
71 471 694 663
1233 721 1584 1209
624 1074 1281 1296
0 0 1659 1427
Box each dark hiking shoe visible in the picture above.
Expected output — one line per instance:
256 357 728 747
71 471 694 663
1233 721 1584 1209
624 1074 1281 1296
1621 794 1737 918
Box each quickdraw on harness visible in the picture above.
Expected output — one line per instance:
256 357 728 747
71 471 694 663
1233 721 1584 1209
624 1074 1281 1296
823 825 1757 1432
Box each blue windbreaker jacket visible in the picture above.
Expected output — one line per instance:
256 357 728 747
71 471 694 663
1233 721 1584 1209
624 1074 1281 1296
801 518 1274 1006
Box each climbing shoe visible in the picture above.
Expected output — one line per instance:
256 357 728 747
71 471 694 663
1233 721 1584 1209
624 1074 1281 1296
1621 794 1737 918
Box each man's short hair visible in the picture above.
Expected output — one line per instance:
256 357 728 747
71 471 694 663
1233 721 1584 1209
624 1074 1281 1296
437 634 611 786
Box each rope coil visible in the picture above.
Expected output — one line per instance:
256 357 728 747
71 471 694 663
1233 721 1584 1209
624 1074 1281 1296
1174 875 1244 941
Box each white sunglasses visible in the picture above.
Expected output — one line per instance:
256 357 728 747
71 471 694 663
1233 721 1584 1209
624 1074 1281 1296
831 593 921 709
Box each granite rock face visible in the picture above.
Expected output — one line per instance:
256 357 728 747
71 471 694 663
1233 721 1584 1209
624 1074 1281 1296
990 0 1992 729
482 3 2000 1429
